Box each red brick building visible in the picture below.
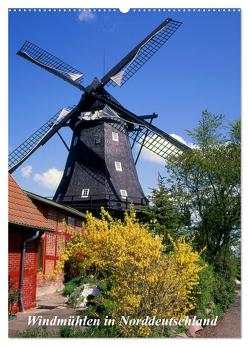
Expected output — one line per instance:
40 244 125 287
8 175 85 312
26 191 85 297
8 174 53 312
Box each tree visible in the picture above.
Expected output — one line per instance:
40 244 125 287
144 111 240 274
142 174 191 244
166 111 240 270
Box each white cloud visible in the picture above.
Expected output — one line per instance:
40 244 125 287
33 168 63 190
170 133 196 149
21 165 32 179
78 10 95 22
140 147 165 165
170 133 188 146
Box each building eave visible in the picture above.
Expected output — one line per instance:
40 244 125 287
25 191 86 219
9 221 54 232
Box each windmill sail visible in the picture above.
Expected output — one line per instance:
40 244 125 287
128 125 185 159
93 93 189 157
101 18 182 88
17 41 85 90
8 107 74 173
87 104 188 159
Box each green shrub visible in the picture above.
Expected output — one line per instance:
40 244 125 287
195 257 237 319
15 327 51 338
234 256 241 281
210 250 237 310
195 260 216 319
213 272 236 311
63 276 99 296
59 325 121 338
63 281 75 296
8 280 18 313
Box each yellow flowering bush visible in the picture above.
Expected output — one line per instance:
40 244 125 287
57 207 205 337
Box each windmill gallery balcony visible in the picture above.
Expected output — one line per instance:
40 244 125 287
49 193 149 212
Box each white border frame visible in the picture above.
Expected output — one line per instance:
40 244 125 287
1 1 247 345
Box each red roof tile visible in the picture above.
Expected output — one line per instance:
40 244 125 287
8 174 53 231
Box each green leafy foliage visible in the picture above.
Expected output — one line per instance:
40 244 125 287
213 272 236 311
142 174 190 245
167 112 240 261
15 327 51 338
144 111 240 317
60 325 122 338
195 259 216 318
8 280 18 314
186 110 225 148
63 276 99 296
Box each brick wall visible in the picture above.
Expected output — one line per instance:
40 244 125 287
9 203 85 309
8 226 39 312
33 204 84 295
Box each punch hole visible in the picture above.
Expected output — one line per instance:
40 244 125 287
119 7 130 14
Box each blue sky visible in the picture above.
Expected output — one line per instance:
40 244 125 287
9 9 241 196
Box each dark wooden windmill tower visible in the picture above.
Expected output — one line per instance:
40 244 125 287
9 18 189 214
53 104 147 212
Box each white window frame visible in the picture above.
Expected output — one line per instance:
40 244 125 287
120 189 128 199
81 188 90 198
112 132 119 142
95 137 101 145
115 161 122 172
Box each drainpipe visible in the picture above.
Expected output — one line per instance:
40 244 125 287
19 230 41 312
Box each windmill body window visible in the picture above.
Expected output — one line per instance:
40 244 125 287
81 188 90 198
95 137 101 145
115 161 122 172
112 132 119 142
120 189 128 199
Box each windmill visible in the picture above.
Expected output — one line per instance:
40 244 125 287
9 18 189 214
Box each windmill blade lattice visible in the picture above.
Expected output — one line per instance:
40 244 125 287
17 41 85 90
112 120 185 160
102 19 182 88
8 107 73 173
128 126 182 159
99 105 188 160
